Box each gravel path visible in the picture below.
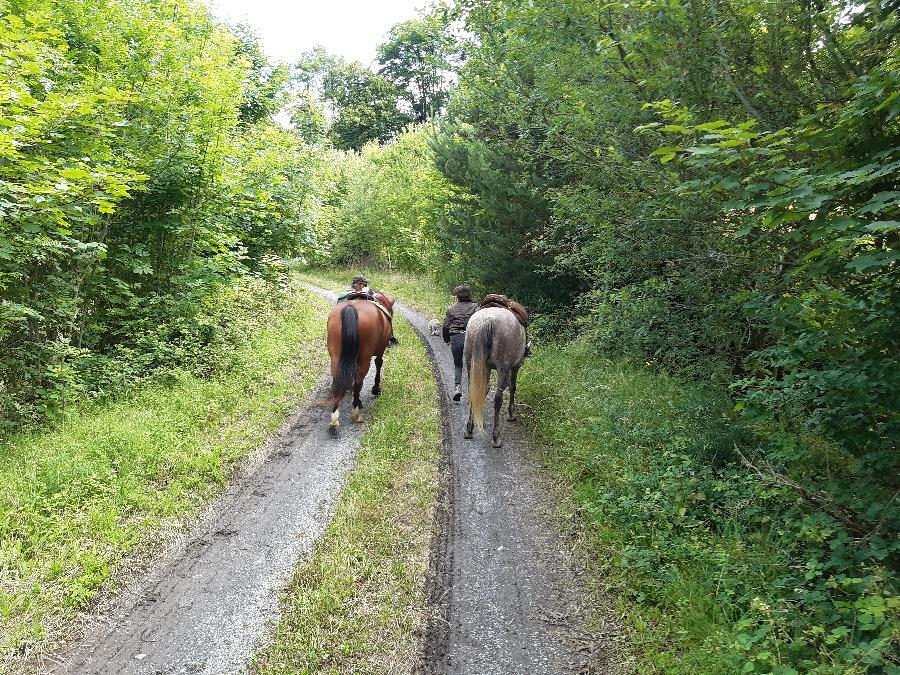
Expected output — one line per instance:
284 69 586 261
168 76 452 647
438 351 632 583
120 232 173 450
46 287 608 675
50 290 375 675
397 304 610 675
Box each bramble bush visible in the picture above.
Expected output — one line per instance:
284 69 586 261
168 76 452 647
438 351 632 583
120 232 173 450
519 341 898 673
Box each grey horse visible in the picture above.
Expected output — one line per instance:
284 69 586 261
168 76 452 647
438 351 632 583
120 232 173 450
463 307 527 447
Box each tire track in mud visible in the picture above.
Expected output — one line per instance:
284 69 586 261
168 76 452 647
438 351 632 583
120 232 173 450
397 303 613 675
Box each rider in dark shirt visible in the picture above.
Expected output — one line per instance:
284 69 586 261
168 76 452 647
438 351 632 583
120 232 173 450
339 275 398 346
443 285 478 401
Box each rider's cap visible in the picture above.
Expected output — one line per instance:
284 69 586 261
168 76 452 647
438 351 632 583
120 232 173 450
352 275 368 285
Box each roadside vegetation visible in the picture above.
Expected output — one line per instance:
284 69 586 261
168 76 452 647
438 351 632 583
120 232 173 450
252 314 441 674
4 0 897 672
518 343 897 674
0 283 329 666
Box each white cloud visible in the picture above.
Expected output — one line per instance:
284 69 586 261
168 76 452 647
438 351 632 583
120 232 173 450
206 0 427 67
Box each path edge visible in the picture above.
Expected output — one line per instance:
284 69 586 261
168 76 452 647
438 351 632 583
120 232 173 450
394 304 454 675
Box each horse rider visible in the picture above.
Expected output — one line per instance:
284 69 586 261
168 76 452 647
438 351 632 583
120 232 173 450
338 275 399 346
443 285 479 401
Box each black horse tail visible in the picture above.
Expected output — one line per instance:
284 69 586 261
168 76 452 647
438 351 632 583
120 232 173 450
467 320 492 431
330 304 359 404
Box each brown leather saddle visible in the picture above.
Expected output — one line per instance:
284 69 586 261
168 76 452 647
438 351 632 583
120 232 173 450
479 293 529 327
344 290 394 320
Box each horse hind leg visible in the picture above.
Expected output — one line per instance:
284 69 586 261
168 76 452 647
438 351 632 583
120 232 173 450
508 365 520 421
372 355 383 397
492 369 510 448
351 377 364 423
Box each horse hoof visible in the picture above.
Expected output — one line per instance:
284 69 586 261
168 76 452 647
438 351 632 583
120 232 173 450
492 439 503 448
328 424 339 434
372 387 381 397
351 413 364 423
508 414 517 422
464 431 473 439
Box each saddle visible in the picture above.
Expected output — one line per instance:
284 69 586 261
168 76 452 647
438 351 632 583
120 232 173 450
344 290 394 320
479 293 529 327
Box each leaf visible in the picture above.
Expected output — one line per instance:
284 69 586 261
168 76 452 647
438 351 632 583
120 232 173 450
59 167 91 180
845 250 900 272
859 191 900 215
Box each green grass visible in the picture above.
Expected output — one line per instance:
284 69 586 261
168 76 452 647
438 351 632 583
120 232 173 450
295 270 899 673
252 313 441 675
515 344 747 672
296 267 448 318
0 285 330 669
515 341 898 674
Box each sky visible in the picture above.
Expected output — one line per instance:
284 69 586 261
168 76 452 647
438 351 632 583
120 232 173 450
206 0 428 67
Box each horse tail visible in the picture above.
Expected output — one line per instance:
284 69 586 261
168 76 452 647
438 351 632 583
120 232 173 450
467 321 492 431
330 304 359 403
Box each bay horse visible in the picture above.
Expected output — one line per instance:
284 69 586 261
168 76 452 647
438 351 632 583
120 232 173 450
464 305 528 447
326 299 392 430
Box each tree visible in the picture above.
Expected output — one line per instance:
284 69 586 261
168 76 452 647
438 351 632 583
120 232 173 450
294 48 411 151
231 24 290 124
376 13 455 123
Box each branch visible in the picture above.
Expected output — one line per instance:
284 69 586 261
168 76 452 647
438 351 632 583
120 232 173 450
735 446 875 537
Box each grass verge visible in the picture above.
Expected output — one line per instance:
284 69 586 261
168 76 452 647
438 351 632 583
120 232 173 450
0 283 330 670
516 340 898 674
252 313 442 675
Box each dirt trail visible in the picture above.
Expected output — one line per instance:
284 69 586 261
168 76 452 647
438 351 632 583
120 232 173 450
397 304 611 675
49 373 377 674
45 287 609 675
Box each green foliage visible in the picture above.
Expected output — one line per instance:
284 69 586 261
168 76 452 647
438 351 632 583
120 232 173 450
429 122 576 310
232 24 290 125
518 340 899 673
294 47 412 151
642 36 900 454
0 0 322 429
376 12 455 122
316 126 452 272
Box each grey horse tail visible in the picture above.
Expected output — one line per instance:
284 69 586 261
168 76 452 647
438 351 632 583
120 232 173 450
467 320 492 431
330 303 359 404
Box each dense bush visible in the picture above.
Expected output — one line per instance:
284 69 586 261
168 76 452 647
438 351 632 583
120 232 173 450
320 125 451 272
519 340 899 673
0 0 320 428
